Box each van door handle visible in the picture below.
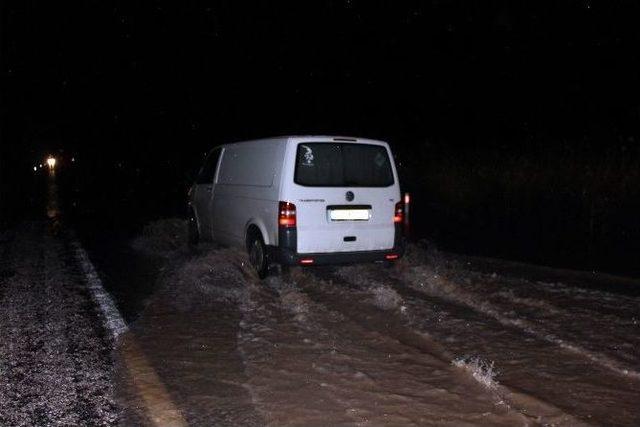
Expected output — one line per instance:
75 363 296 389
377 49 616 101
205 185 213 193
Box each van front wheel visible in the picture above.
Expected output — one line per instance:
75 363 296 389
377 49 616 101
248 232 268 279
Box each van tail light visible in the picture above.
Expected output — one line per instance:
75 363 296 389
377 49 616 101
394 201 404 223
279 201 297 227
299 258 314 265
385 254 399 260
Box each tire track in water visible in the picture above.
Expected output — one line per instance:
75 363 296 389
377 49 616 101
484 283 640 368
292 268 585 426
238 273 530 426
328 263 640 426
463 270 640 339
397 264 640 380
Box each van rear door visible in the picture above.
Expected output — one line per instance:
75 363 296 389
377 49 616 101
289 142 399 254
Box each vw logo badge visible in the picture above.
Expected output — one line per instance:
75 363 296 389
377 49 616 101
345 191 354 202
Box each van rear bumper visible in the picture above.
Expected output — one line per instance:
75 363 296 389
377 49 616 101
268 244 405 266
273 224 406 266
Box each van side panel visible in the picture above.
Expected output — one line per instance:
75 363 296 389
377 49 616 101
211 138 286 248
218 143 277 187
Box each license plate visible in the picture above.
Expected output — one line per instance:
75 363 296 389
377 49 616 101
329 209 370 221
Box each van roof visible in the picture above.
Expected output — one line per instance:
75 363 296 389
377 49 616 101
226 135 387 145
286 135 387 145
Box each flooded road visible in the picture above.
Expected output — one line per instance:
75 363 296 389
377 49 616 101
118 247 525 426
100 220 640 426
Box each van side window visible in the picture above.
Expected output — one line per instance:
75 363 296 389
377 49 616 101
197 148 222 184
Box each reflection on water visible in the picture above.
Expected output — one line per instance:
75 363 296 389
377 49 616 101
47 170 62 234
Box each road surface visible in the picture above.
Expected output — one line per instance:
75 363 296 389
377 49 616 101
1 216 639 426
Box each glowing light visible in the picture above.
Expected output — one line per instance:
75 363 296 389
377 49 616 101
33 166 37 172
47 157 56 169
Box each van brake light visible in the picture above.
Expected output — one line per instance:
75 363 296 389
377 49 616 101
279 201 297 227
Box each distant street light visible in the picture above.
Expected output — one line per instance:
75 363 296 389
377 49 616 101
47 156 56 169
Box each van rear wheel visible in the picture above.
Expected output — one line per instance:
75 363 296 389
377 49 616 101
248 232 268 279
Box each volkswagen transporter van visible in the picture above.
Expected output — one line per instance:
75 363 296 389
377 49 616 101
188 136 405 277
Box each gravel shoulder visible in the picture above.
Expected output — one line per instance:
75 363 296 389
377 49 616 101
0 222 119 426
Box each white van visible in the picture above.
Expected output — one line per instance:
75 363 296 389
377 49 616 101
188 136 405 277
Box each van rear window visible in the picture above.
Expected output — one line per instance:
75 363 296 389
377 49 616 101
294 143 394 187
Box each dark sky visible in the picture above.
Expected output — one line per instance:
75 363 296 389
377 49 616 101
3 1 640 158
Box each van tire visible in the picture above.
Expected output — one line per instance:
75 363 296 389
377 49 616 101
247 230 268 279
188 209 199 246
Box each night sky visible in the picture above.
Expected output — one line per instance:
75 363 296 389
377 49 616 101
2 1 640 274
6 1 640 150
